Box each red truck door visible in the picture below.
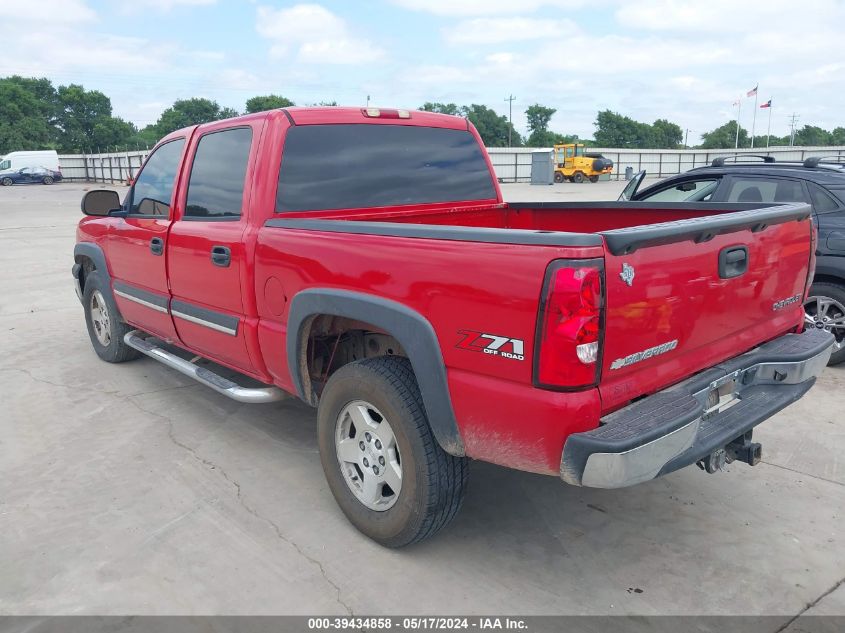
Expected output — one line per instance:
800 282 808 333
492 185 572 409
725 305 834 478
166 121 262 373
108 137 189 341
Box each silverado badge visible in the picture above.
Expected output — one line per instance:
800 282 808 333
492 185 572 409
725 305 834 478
620 263 635 287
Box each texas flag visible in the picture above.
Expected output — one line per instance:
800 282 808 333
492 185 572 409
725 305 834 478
760 99 772 109
747 85 758 97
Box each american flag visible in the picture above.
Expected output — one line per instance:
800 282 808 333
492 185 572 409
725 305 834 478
747 85 758 97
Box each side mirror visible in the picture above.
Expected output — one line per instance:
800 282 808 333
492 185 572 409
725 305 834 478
81 189 121 216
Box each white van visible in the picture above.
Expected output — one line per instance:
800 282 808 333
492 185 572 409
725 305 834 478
0 150 61 174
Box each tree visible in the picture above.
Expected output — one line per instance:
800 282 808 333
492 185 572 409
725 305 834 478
55 84 132 152
461 104 521 147
793 125 832 147
245 94 295 113
525 104 558 147
594 110 650 148
0 79 56 154
420 102 462 116
699 120 748 149
831 127 845 146
154 98 237 136
651 119 683 149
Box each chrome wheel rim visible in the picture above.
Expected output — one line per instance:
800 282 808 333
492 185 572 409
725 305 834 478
804 295 845 351
90 290 112 347
335 400 402 511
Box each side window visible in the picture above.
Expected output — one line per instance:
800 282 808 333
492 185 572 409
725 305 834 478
725 177 809 204
184 127 253 219
640 178 719 202
808 183 841 213
129 139 185 216
0 160 10 170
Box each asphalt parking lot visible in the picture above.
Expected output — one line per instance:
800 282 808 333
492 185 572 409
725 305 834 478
1 181 843 620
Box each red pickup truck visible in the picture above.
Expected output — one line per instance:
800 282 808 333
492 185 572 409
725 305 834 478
74 107 833 547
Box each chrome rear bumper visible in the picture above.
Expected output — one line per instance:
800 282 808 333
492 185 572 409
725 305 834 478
560 328 834 489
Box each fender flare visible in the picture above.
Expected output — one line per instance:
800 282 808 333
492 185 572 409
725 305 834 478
286 288 464 456
73 242 122 317
74 242 111 282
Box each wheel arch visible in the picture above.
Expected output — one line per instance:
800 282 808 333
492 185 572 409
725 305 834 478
73 242 122 317
813 256 845 288
287 288 465 456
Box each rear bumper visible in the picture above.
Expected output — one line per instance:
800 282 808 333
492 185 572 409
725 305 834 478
560 328 834 488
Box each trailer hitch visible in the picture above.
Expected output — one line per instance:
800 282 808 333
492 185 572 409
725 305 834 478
697 431 762 473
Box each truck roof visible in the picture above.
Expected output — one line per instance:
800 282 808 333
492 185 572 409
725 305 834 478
161 107 470 144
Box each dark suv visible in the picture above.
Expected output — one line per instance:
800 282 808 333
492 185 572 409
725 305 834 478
620 155 845 365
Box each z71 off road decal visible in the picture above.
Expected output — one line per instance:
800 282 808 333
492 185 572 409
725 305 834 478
456 330 525 361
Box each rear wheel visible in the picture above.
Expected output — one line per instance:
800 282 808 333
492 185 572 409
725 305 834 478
317 356 469 547
42 175 54 185
553 172 565 183
572 172 585 183
589 175 599 183
1 177 12 186
804 282 845 365
83 270 140 363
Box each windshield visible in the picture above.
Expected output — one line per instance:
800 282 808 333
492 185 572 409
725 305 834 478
0 160 10 171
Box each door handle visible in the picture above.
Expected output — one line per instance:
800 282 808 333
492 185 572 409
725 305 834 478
718 246 748 279
150 237 164 256
211 245 231 267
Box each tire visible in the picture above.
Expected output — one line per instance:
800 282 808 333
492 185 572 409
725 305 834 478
805 282 845 365
572 172 585 183
42 176 54 185
82 270 140 363
553 172 565 183
317 356 469 547
1 177 12 186
589 176 599 183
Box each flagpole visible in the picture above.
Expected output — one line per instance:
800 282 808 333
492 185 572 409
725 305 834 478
735 100 742 149
751 86 758 148
766 102 772 148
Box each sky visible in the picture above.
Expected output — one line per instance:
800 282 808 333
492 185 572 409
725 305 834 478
3 0 844 144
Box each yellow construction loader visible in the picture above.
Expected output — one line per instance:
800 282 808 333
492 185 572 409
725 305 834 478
553 144 614 183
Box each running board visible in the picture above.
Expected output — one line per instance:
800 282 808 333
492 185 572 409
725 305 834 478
124 330 288 404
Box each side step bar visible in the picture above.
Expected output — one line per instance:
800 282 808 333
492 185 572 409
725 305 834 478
124 330 288 404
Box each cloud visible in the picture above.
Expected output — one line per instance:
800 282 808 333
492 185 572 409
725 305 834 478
443 17 579 44
3 0 96 23
128 0 216 10
256 4 384 65
390 0 578 16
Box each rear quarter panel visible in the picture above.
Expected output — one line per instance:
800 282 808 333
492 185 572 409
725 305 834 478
254 228 603 473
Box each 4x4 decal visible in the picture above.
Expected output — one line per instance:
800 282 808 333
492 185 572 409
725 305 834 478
456 330 525 361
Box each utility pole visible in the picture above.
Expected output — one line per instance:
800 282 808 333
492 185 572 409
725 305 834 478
684 128 690 148
366 95 370 107
788 113 800 146
505 94 516 147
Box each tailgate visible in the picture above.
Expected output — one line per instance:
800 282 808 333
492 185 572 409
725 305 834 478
598 204 813 412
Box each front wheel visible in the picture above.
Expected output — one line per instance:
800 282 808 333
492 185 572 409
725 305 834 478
1 177 12 186
553 172 565 183
317 356 469 547
805 282 845 365
82 271 140 363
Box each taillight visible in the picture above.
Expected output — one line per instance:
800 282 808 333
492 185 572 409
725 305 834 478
534 259 604 389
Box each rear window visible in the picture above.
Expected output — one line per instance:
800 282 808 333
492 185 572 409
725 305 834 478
276 124 496 212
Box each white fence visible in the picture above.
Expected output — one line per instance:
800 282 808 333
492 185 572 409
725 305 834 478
59 151 149 183
58 145 845 184
487 146 845 182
